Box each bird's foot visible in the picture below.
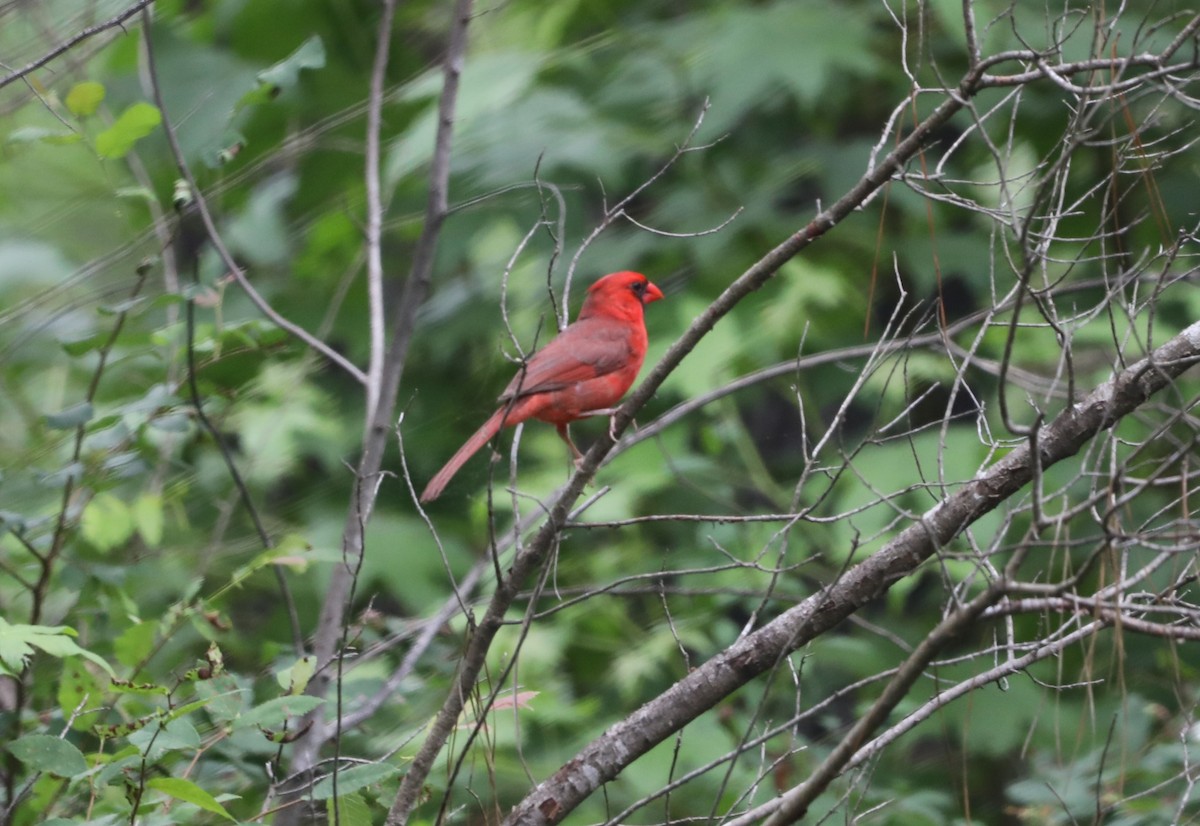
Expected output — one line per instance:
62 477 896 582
608 414 638 442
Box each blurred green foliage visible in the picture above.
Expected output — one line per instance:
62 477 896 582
1 0 1199 824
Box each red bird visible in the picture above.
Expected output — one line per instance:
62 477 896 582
420 271 664 502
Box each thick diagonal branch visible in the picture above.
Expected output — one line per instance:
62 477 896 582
503 321 1199 825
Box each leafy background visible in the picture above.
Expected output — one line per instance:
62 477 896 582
2 0 1199 824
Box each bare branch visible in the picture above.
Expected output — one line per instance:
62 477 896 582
0 0 154 91
362 0 401 424
266 0 477 819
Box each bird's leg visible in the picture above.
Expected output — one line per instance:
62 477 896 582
608 414 627 443
575 407 637 442
556 423 584 467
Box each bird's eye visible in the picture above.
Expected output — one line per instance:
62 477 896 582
631 280 645 295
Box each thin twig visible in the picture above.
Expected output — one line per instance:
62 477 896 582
0 0 155 91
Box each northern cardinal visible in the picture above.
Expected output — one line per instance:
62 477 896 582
420 271 664 502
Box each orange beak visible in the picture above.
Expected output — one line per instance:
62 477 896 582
644 281 664 304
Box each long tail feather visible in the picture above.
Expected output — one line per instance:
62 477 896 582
419 409 507 502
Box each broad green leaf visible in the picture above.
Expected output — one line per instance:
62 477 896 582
225 361 345 486
65 81 105 116
234 695 325 730
276 655 316 695
294 211 358 281
129 717 201 758
95 102 161 159
5 126 81 145
123 382 181 415
132 493 164 547
143 26 257 161
145 777 236 821
58 661 105 731
28 633 117 677
200 129 246 168
0 510 26 531
255 35 325 91
6 734 89 778
114 621 156 669
150 412 191 433
60 330 107 356
80 493 134 552
311 762 400 801
102 450 147 477
663 2 879 133
216 540 310 599
165 696 217 722
195 675 248 723
0 239 74 286
326 791 372 826
83 414 124 441
44 402 94 429
37 462 83 488
224 174 297 265
0 617 115 677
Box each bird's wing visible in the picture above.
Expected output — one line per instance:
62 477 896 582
500 319 634 401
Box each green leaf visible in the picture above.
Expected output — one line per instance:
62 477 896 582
276 655 316 695
59 661 104 731
664 3 879 133
255 35 325 92
129 717 201 758
327 791 372 826
5 126 81 145
44 402 94 429
219 534 314 595
81 492 135 552
165 696 215 722
65 81 105 117
95 102 162 159
6 734 89 778
0 617 115 677
311 762 400 800
150 412 191 433
224 173 297 265
132 493 164 547
37 463 83 488
145 777 236 821
0 510 22 530
195 675 247 723
102 450 148 477
114 621 156 668
60 330 106 356
200 130 246 168
234 695 325 730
